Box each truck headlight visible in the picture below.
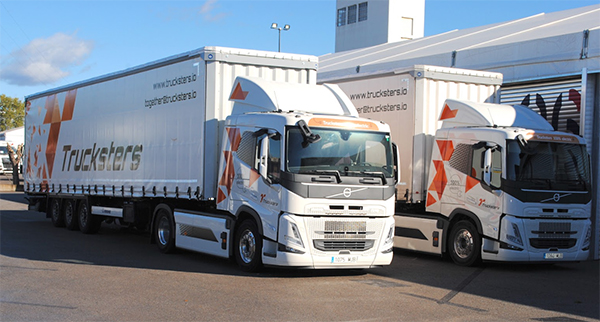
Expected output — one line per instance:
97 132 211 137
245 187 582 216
285 222 304 248
582 226 591 250
506 223 523 247
279 219 305 254
381 226 394 254
384 226 394 245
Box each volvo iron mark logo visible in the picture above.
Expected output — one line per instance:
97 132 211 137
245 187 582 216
343 188 352 198
541 193 572 203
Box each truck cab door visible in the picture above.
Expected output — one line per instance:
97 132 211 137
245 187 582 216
468 141 503 239
251 130 282 242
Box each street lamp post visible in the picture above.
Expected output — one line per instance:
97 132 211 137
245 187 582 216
270 23 290 52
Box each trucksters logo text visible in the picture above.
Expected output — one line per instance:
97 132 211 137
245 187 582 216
61 142 142 172
27 89 144 183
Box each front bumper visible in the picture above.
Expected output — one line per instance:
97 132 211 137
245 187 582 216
482 215 591 262
262 214 395 269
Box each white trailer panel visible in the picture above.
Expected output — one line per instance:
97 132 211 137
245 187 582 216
321 65 502 202
24 47 317 200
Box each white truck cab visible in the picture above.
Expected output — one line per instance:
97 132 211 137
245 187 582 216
215 77 397 269
398 99 592 265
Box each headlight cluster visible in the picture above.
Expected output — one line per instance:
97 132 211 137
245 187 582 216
381 225 394 254
279 217 305 254
582 226 591 250
506 223 523 246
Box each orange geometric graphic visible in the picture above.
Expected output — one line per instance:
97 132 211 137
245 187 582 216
439 104 458 120
436 140 454 161
229 82 248 100
465 176 480 193
249 169 260 187
426 192 437 207
428 160 447 200
41 89 77 179
217 187 227 204
219 151 235 195
226 128 242 152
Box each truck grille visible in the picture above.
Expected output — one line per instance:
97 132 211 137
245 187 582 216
529 239 577 249
529 222 577 249
313 240 375 251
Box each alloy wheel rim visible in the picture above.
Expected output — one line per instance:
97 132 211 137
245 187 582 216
239 229 256 264
454 229 474 259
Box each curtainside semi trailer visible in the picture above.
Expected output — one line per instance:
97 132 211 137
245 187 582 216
24 47 398 271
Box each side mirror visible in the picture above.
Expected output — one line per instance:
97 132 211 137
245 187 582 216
392 142 400 184
483 148 492 186
259 137 269 179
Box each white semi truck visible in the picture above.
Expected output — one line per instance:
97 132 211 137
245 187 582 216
326 65 592 265
24 47 398 271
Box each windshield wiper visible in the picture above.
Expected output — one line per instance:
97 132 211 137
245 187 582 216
300 170 342 183
361 171 388 185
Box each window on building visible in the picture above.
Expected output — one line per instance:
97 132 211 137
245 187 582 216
347 5 357 24
358 2 368 22
337 7 347 26
400 17 414 38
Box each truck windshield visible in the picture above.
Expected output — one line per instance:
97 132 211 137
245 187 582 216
0 146 7 155
286 127 394 178
506 139 590 191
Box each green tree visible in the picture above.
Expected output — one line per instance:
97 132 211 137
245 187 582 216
0 95 25 131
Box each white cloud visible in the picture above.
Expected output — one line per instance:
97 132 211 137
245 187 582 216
199 0 228 22
0 32 94 86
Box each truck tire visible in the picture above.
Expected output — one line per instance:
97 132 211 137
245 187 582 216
63 199 79 231
154 208 176 254
449 220 481 266
234 220 263 272
78 200 101 234
49 199 65 227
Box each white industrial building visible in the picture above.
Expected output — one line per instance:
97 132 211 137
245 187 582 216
335 0 425 52
320 3 600 259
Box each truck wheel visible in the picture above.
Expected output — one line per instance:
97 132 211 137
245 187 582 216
78 200 101 234
63 199 79 231
234 220 263 272
154 208 176 254
449 220 481 266
49 199 65 227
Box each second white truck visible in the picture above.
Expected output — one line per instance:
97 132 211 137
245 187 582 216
326 65 592 265
24 47 398 271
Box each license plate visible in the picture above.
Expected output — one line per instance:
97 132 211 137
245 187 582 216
331 256 358 263
544 253 563 259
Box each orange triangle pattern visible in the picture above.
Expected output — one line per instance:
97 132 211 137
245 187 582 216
429 160 447 200
426 192 437 207
249 169 260 187
217 187 227 204
219 151 235 195
229 82 249 100
226 128 242 151
439 104 458 120
436 140 454 161
465 176 480 193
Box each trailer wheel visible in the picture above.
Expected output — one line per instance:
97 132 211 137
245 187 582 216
449 220 481 266
234 220 263 272
78 200 101 234
63 199 79 231
154 208 176 254
49 199 65 227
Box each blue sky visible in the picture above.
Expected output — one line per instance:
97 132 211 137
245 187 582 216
1 0 598 101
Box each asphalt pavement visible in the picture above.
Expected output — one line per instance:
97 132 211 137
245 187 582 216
1 191 599 321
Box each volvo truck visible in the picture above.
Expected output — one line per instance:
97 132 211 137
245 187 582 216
327 66 592 265
24 47 397 271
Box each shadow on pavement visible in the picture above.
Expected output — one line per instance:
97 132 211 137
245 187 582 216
1 191 598 319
